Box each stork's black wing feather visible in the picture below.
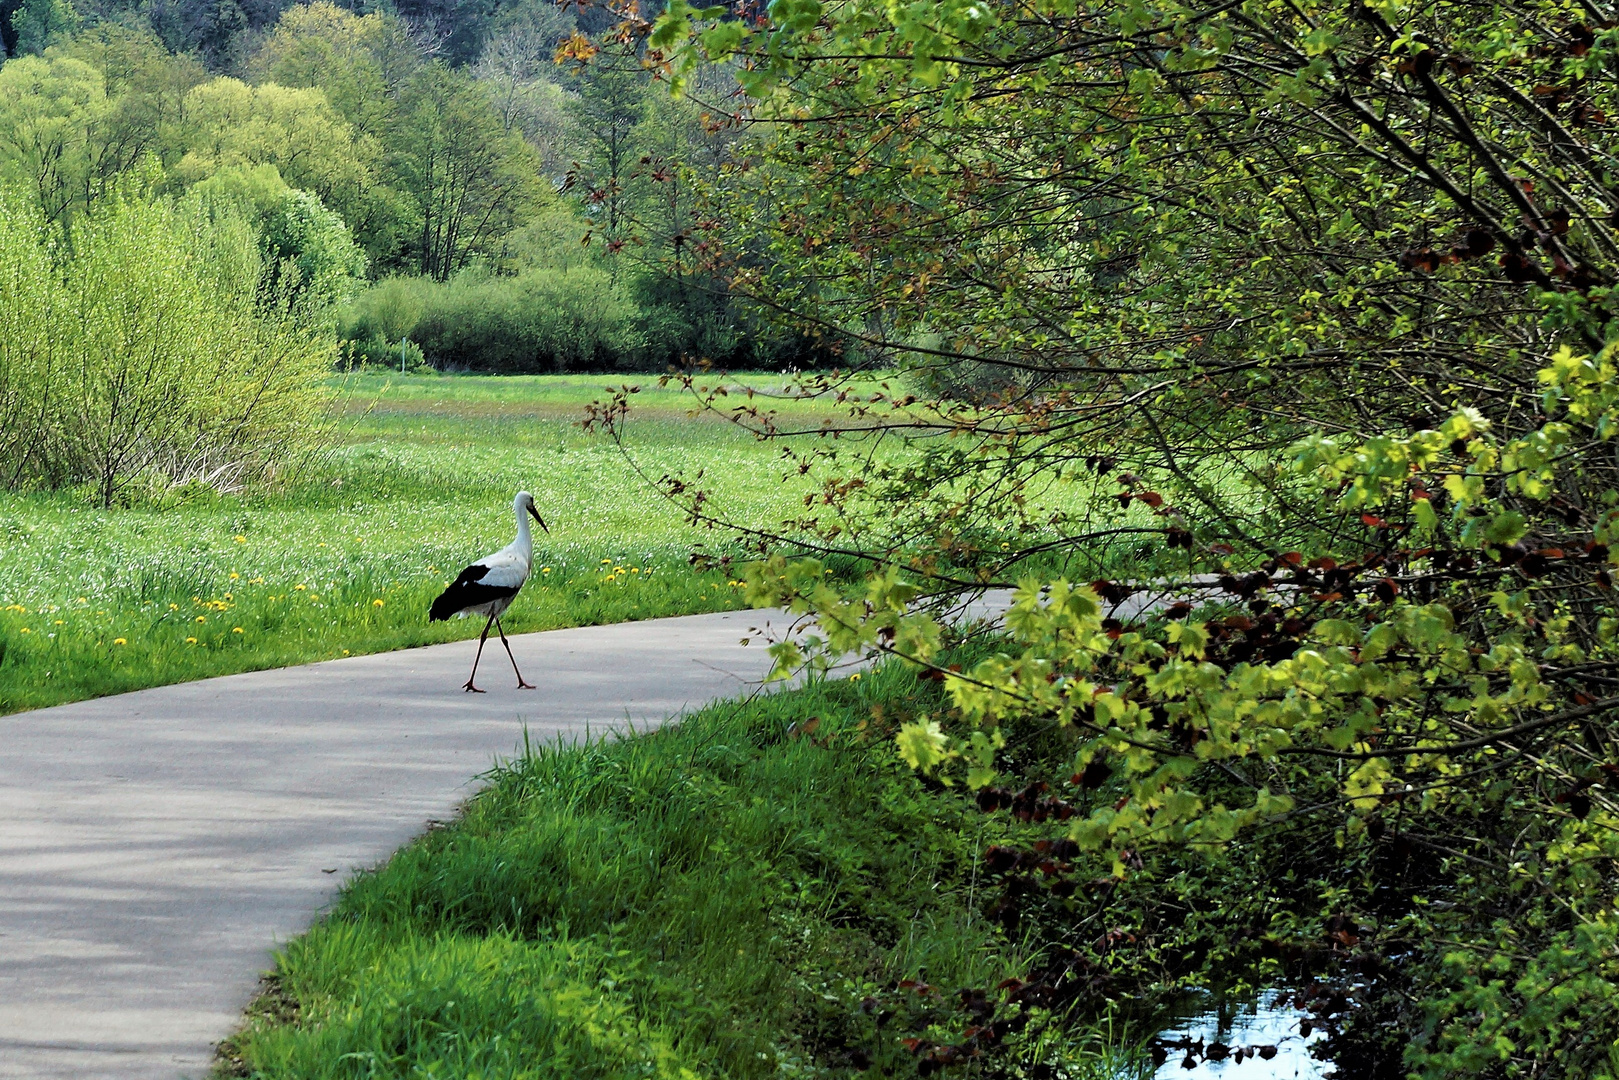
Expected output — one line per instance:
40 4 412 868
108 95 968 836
428 564 520 621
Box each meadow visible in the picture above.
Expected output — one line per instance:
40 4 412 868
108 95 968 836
0 373 844 715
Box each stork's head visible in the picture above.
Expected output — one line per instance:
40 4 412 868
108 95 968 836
516 490 549 533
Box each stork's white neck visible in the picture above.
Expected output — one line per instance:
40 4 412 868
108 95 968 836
513 502 533 560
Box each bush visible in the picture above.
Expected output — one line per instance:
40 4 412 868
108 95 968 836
634 270 846 371
261 189 368 309
0 188 335 505
342 334 425 371
344 266 640 372
340 267 846 373
339 275 435 346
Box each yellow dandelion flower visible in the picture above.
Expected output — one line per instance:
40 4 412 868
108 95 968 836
229 572 239 580
232 627 243 634
342 649 351 656
76 596 87 603
631 567 640 573
318 542 328 548
294 584 307 591
113 638 126 645
372 599 384 608
309 594 320 601
185 637 197 644
250 577 264 585
850 672 862 681
541 567 551 574
169 603 179 611
54 620 63 625
601 558 612 564
19 627 31 634
233 535 246 543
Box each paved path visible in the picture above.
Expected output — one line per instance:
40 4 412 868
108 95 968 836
0 607 802 1080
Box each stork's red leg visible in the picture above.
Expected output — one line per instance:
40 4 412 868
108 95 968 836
464 616 493 692
495 618 535 689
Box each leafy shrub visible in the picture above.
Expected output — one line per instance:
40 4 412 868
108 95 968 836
347 266 640 372
261 189 368 308
0 187 335 505
337 274 436 346
340 267 846 373
341 334 425 371
634 270 845 371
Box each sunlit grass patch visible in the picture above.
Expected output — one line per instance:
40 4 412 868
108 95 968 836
0 373 820 715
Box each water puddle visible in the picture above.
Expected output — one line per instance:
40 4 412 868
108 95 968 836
1150 990 1329 1080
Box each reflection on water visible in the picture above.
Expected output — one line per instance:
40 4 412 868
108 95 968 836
1150 990 1328 1080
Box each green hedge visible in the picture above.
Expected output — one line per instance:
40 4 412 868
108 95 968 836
341 268 843 373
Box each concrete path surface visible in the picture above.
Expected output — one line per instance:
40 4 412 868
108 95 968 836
0 606 802 1080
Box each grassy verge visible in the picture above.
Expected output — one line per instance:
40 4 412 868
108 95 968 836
0 373 832 715
219 661 1148 1079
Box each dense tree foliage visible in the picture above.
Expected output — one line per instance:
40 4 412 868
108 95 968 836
0 0 827 371
580 0 1619 1073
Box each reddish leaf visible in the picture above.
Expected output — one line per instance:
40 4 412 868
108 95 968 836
1501 251 1538 281
1399 247 1441 273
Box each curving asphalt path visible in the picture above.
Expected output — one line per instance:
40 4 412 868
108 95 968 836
0 607 805 1080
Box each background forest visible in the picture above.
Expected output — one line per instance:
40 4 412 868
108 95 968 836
0 0 816 375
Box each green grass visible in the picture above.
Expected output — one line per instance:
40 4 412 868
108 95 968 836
0 373 838 715
0 368 1159 715
220 662 1151 1079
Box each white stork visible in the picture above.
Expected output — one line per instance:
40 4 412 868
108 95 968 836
429 490 548 692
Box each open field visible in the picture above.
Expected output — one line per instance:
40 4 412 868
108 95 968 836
221 661 1151 1079
0 373 843 715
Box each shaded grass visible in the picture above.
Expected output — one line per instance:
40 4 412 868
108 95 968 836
221 662 1150 1079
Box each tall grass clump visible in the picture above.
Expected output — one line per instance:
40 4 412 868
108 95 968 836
0 187 335 506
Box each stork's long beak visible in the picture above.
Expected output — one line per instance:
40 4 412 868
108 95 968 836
529 504 549 533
